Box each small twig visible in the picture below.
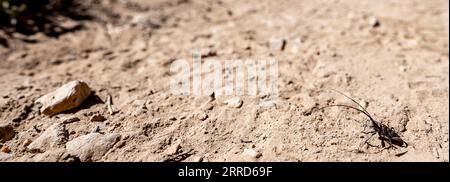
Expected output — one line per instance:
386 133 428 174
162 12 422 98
106 95 115 115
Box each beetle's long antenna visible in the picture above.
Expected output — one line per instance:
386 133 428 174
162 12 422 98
320 104 377 126
328 89 373 117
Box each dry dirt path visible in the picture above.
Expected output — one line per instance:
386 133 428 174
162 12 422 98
0 0 448 162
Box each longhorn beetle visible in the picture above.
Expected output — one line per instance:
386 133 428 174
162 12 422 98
321 89 408 149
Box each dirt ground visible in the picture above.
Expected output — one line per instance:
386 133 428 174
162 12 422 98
0 0 448 162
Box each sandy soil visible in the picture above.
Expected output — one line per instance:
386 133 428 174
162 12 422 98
0 0 448 162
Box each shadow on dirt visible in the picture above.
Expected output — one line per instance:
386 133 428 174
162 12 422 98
0 36 7 47
0 0 92 39
62 92 105 115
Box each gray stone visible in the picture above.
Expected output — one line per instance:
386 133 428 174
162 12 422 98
36 80 92 116
66 133 120 162
27 122 68 153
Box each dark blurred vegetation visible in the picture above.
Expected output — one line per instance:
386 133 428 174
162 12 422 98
1 0 28 25
1 0 89 37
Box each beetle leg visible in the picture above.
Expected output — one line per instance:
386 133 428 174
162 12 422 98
386 138 397 150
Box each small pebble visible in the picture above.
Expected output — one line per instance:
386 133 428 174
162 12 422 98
242 148 261 159
368 16 380 28
224 97 243 108
399 66 407 72
196 112 208 121
268 38 287 51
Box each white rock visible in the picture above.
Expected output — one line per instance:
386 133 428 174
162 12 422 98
268 38 287 51
131 14 147 25
399 66 407 72
259 100 277 108
368 16 380 27
224 97 243 108
27 122 68 153
242 148 261 159
36 80 91 116
196 112 208 121
66 133 120 162
0 123 15 143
